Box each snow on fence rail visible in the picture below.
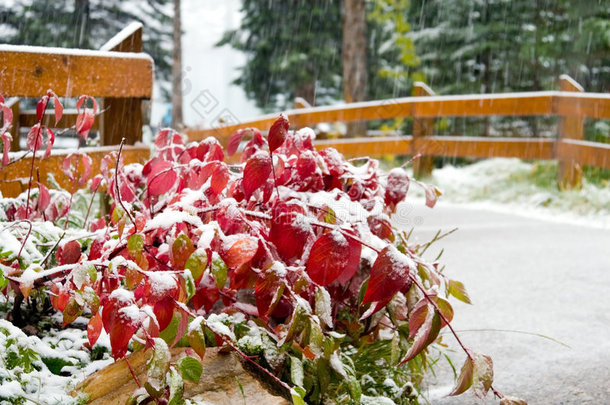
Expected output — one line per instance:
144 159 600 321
185 77 610 188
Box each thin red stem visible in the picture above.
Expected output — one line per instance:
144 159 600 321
124 356 142 388
114 138 138 232
26 98 50 217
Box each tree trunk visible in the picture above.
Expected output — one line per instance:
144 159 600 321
172 0 183 129
294 81 315 107
342 0 367 138
72 0 90 48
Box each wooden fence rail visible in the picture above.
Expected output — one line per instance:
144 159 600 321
186 76 610 188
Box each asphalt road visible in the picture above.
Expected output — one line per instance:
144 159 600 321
395 201 610 405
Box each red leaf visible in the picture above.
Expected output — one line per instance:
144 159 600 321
172 308 189 348
424 184 442 208
269 208 311 261
0 103 13 133
147 161 177 196
153 296 175 332
36 96 48 121
385 168 410 207
87 312 103 347
109 313 138 358
210 164 229 194
43 127 54 158
362 245 413 306
60 240 81 265
268 114 290 153
37 182 50 211
26 124 43 152
296 150 317 179
53 94 63 124
242 151 272 198
399 304 441 364
306 230 351 286
1 132 11 167
223 236 258 269
255 266 285 319
335 232 362 284
227 128 260 156
192 274 220 311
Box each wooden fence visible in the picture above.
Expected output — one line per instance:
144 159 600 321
2 23 609 196
0 23 153 197
186 76 610 189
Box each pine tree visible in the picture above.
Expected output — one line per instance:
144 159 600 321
218 0 422 111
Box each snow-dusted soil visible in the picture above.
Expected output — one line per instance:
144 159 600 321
395 202 610 404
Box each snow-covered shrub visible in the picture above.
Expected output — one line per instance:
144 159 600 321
0 93 525 404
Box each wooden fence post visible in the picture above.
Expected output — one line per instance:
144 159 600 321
99 23 146 146
557 75 584 189
412 82 435 178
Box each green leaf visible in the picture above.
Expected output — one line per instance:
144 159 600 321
172 233 195 269
182 270 196 301
290 387 307 405
167 366 184 405
127 233 144 259
211 252 228 289
185 248 208 283
178 356 203 382
448 279 472 304
62 296 83 326
0 271 7 290
347 375 362 403
187 324 207 360
314 287 333 328
290 355 304 387
147 338 171 391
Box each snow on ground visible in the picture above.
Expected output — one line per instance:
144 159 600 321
0 296 114 405
407 158 610 229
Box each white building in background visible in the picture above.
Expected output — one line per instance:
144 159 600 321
151 0 260 129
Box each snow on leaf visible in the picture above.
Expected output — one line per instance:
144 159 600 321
223 236 258 269
385 168 410 208
499 396 528 405
268 113 290 153
148 338 170 391
362 245 413 306
306 230 350 286
242 151 272 198
424 184 442 208
472 352 494 398
314 287 333 328
187 321 207 360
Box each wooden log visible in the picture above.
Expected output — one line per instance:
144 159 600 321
0 44 153 98
412 82 435 178
99 23 147 145
557 75 584 189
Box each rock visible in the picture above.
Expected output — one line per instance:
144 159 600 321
74 347 290 405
